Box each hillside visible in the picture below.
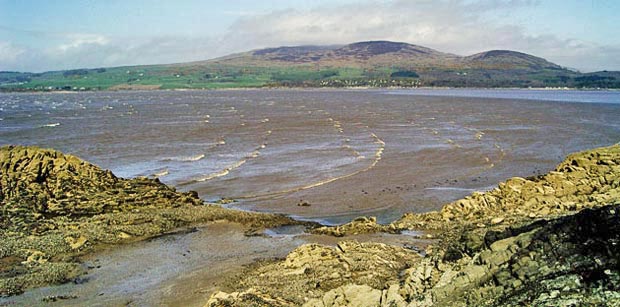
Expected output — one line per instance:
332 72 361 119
205 41 460 68
1 41 619 91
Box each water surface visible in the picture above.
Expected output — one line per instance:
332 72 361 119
1 89 619 224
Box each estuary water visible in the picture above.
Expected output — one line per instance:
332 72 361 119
1 88 620 224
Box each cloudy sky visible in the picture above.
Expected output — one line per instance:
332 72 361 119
1 0 619 72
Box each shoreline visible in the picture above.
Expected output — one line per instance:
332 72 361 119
208 144 620 306
1 144 619 305
0 145 308 298
2 86 619 95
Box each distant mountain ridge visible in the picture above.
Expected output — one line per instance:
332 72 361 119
207 41 561 71
2 40 619 91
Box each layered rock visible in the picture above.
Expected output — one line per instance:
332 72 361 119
206 241 420 306
311 216 396 237
395 144 620 231
0 145 202 233
206 144 620 306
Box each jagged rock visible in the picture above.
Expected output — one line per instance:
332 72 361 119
395 144 620 231
65 235 88 250
381 284 407 307
490 217 504 225
205 289 292 307
0 145 204 233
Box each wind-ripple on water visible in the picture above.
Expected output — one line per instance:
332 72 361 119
1 89 620 223
162 154 205 162
42 123 61 128
179 130 272 185
232 132 385 199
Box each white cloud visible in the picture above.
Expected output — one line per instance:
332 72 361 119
0 41 27 67
0 34 224 72
57 34 109 52
223 0 619 71
0 0 618 72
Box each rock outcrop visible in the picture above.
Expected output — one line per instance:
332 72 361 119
311 216 396 237
0 145 202 233
0 145 296 296
395 144 620 232
206 241 419 306
206 144 620 306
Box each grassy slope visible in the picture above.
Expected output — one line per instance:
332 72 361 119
2 52 619 91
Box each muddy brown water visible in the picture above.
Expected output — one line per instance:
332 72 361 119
2 89 619 223
1 88 619 305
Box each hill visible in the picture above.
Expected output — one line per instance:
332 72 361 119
1 41 619 91
205 41 459 68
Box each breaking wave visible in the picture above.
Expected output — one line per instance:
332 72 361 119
162 154 205 162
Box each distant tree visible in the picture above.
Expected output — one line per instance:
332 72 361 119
390 71 420 78
63 69 89 77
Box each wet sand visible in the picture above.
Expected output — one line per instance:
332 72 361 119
0 222 430 306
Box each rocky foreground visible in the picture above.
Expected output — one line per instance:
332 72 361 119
207 144 620 306
0 145 299 297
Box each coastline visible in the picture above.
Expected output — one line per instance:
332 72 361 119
2 144 620 305
2 85 620 95
208 144 620 306
0 145 307 298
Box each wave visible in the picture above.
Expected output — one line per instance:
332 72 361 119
195 168 233 182
187 154 206 161
193 157 250 182
194 149 263 182
42 123 60 128
152 169 169 177
233 132 386 199
163 153 205 162
180 132 272 185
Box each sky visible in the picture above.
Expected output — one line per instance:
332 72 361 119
1 0 619 72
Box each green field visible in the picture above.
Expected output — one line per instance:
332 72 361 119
1 63 619 91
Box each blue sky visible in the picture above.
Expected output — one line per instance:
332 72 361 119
1 0 619 72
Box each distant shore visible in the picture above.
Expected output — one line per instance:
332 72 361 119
2 85 619 94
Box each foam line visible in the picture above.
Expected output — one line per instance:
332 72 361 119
233 132 385 199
